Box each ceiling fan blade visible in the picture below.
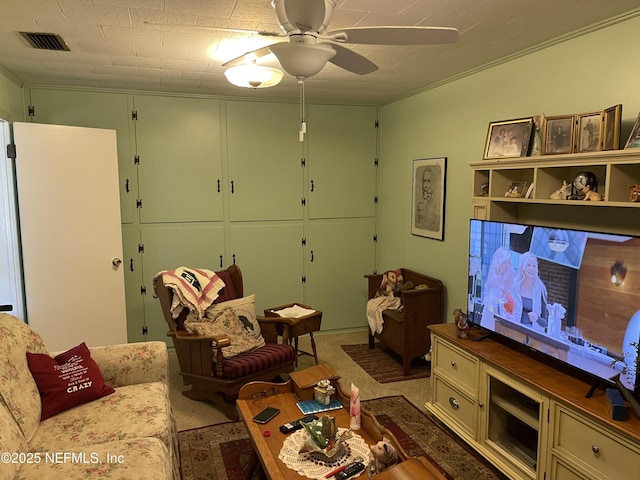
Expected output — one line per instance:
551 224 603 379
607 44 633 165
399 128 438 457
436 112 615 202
274 0 329 33
324 43 378 75
327 26 459 45
143 21 283 37
222 45 275 67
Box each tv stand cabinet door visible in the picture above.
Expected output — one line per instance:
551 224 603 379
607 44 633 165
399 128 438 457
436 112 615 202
549 401 640 480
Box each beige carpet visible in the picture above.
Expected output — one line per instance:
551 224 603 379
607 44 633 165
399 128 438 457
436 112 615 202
170 329 431 431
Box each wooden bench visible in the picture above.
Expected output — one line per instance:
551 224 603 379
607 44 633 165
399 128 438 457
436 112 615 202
365 268 444 375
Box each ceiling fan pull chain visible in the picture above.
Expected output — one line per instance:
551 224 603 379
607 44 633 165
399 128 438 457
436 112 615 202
299 79 306 142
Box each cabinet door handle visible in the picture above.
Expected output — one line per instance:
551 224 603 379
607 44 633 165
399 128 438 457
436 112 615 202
591 445 600 454
478 402 484 408
450 361 456 368
448 397 460 409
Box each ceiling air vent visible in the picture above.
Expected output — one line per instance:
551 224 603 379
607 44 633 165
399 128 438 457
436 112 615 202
19 32 70 51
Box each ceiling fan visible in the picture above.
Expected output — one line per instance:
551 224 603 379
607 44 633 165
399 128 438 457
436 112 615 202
222 0 459 81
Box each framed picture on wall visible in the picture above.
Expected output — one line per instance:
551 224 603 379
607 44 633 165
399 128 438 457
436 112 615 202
575 111 603 153
483 118 534 159
542 115 576 155
411 157 447 240
603 104 622 150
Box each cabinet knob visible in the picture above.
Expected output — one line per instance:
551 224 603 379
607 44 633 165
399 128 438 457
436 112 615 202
448 397 460 409
450 361 456 368
591 445 600 454
478 402 484 408
112 257 122 267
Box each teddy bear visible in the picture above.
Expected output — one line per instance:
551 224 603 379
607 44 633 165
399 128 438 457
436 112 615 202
369 437 398 473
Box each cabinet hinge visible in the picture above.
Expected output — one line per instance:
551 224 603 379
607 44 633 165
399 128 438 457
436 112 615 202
138 243 144 254
374 158 379 167
374 195 379 204
27 105 35 117
142 325 148 335
302 275 307 284
140 285 147 295
302 237 306 247
301 197 306 206
373 235 378 243
374 119 379 129
136 199 142 209
134 155 140 165
132 110 138 121
6 144 16 160
301 158 306 167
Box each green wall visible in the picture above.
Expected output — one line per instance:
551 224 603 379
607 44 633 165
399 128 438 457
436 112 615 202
0 68 24 122
379 12 640 319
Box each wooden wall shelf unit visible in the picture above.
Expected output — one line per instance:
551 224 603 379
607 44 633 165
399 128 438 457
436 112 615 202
426 323 640 480
470 149 640 235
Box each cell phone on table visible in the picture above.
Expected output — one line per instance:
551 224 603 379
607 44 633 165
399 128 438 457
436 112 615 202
253 407 280 424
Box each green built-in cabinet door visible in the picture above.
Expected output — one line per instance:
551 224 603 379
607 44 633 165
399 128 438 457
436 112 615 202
306 104 378 219
122 224 144 342
228 223 303 315
139 223 226 343
134 95 223 223
28 88 135 223
226 101 303 221
304 219 376 331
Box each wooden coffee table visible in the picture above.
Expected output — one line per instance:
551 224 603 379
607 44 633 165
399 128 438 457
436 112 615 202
236 369 444 480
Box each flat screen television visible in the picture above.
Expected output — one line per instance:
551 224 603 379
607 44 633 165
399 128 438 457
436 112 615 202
467 219 640 392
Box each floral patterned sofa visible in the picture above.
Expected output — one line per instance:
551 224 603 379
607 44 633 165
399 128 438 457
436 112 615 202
0 314 179 480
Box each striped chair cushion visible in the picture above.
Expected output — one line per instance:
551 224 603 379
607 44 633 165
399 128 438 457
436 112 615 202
222 343 296 379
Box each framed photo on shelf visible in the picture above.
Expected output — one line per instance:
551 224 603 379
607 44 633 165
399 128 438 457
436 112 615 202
525 183 535 198
625 112 640 149
542 115 576 155
603 104 622 150
483 117 534 159
575 111 603 153
504 181 526 198
411 157 447 240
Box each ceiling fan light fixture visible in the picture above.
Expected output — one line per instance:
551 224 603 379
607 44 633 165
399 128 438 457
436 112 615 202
224 64 283 89
270 42 335 79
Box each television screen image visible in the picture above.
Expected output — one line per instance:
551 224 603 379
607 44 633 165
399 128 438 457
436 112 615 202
467 219 640 392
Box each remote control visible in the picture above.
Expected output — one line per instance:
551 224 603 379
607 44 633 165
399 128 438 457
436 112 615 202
334 462 365 479
279 414 318 433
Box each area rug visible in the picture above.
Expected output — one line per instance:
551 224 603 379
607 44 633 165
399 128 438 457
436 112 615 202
341 343 430 383
178 395 507 480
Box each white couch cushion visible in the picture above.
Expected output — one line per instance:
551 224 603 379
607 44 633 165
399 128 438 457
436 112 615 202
0 314 48 442
15 438 172 480
27 383 173 454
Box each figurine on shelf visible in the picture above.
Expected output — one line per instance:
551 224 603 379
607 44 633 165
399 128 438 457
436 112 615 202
583 184 603 201
550 180 571 200
629 184 640 202
479 181 489 197
454 308 470 338
369 437 398 474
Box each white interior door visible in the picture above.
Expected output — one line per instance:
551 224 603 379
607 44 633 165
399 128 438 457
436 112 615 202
0 119 23 318
13 122 127 351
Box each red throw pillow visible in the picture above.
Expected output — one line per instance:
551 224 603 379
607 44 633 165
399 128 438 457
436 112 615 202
26 342 115 420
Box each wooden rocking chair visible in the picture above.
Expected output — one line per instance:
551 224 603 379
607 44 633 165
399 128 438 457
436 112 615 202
156 264 297 420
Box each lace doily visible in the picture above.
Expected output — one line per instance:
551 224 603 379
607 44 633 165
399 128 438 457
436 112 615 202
278 428 371 480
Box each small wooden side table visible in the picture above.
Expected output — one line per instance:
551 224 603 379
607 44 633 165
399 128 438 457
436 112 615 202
264 303 322 366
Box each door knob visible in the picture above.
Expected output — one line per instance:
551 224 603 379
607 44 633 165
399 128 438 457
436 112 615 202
112 258 122 267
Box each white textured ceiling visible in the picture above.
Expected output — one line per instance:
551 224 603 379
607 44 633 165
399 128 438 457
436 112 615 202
1 0 639 104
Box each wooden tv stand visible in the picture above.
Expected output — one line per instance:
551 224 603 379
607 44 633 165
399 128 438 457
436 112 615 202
426 323 640 480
